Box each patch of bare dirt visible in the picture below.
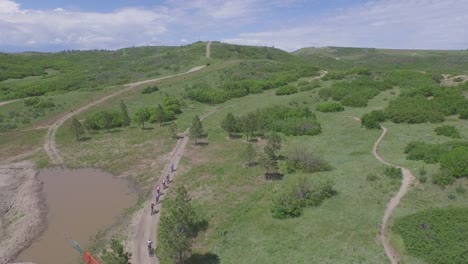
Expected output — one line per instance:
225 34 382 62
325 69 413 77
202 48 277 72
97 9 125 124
441 74 468 86
0 162 45 264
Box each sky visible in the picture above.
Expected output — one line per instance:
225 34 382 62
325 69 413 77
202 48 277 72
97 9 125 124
0 0 467 52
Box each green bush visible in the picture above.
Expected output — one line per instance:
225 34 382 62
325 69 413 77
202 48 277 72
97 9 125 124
361 110 386 129
459 108 468 119
275 85 298 95
393 207 468 264
141 85 159 94
286 146 332 173
271 177 336 219
384 167 402 179
315 102 344 112
439 146 468 178
435 125 461 138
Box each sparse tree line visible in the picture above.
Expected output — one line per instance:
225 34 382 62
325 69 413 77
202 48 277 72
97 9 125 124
70 97 182 140
221 106 322 139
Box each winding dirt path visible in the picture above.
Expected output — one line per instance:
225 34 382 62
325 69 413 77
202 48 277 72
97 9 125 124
372 126 414 264
43 65 207 165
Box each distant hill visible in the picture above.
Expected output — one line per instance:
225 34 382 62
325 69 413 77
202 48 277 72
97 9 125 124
293 46 468 73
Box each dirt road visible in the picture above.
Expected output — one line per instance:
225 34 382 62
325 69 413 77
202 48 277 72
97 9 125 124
43 65 207 165
372 126 414 264
206 41 211 58
130 104 218 264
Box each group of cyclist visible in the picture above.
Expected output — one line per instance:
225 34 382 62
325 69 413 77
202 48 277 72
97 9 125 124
148 162 175 256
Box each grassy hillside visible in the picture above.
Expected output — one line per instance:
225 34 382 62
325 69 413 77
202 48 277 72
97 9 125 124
2 42 468 264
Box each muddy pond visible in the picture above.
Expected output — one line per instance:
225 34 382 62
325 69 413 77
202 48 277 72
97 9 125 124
16 167 136 264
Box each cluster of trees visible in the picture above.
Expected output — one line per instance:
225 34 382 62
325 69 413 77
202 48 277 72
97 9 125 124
133 97 182 128
271 176 336 219
221 106 322 139
319 77 392 107
157 186 207 264
101 238 131 264
361 86 467 129
434 125 461 138
404 141 468 185
315 101 344 112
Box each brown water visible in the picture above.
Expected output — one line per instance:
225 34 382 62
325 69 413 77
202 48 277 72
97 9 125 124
16 168 136 264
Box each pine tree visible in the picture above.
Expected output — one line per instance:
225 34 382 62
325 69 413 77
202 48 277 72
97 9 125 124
157 186 197 264
245 143 256 167
101 238 131 264
190 115 204 144
70 117 84 141
119 100 130 127
221 112 237 138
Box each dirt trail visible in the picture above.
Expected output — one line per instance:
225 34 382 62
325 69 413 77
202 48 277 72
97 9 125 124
0 99 20 107
130 106 218 264
372 126 414 264
206 41 211 58
130 41 212 264
43 65 207 165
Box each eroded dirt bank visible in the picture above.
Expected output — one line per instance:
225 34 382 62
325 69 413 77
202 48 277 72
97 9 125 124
0 162 45 264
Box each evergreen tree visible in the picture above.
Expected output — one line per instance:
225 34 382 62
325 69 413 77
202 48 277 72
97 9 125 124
245 143 256 167
119 100 131 126
70 117 84 141
221 112 237 138
168 122 178 138
157 186 197 264
101 238 131 264
265 132 282 160
190 115 204 144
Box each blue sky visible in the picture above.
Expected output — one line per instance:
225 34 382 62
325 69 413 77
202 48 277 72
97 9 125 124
0 0 467 52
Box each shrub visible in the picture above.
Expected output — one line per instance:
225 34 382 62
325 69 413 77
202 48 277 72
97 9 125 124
432 169 456 186
315 102 344 112
439 146 468 178
384 167 402 179
459 108 468 119
318 87 333 100
361 110 386 129
297 80 309 86
286 146 332 173
271 177 336 219
393 207 468 264
141 85 159 94
434 125 461 138
366 174 378 181
275 85 298 95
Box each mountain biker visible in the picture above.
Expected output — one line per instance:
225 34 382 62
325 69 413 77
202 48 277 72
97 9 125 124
150 202 155 215
156 185 160 195
162 179 166 189
156 193 160 203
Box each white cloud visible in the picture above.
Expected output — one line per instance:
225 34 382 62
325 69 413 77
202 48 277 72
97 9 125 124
0 0 20 13
223 0 468 51
0 1 173 50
